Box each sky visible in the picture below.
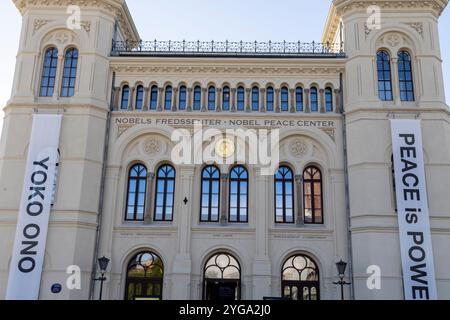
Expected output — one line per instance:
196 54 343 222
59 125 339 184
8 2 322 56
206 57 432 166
0 0 449 132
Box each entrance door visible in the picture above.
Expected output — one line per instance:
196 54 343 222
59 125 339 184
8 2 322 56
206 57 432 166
205 280 238 301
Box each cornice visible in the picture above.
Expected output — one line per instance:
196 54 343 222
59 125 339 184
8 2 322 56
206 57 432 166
13 0 140 42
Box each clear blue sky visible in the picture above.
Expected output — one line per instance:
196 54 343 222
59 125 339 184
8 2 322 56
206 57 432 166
0 0 449 131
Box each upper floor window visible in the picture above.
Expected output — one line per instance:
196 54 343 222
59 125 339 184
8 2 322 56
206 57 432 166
223 86 230 111
179 85 187 111
125 164 147 221
275 166 294 224
252 87 259 111
296 87 304 112
229 166 249 223
398 50 415 101
121 85 130 110
39 47 58 97
281 87 289 112
61 48 78 97
303 166 323 224
377 50 393 101
325 87 333 112
154 164 176 222
200 165 220 222
266 87 274 112
135 85 144 110
164 85 172 110
208 86 216 111
237 86 245 111
150 85 158 110
310 87 318 112
194 85 202 110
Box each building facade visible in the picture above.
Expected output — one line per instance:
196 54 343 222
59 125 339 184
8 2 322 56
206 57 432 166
0 0 449 300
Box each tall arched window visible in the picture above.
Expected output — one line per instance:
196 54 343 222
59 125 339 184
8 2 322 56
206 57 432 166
296 87 304 112
222 86 230 111
61 47 78 97
135 85 144 110
303 166 323 224
398 50 415 101
179 86 187 111
281 87 289 112
201 166 220 222
310 87 318 112
125 251 164 300
164 85 172 110
275 166 294 224
203 253 241 301
252 87 259 111
39 47 58 97
282 254 320 300
266 86 274 112
229 166 248 223
325 87 333 112
237 86 245 111
193 85 202 110
377 50 393 101
208 86 216 111
154 164 176 222
149 85 158 110
125 164 147 221
121 85 130 110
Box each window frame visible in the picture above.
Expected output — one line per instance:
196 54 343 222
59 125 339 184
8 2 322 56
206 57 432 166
325 87 333 112
125 164 147 222
397 50 415 102
154 164 176 222
135 85 144 110
121 85 130 110
200 165 221 223
237 86 245 111
179 85 187 111
274 166 295 224
39 47 58 97
295 87 304 112
310 87 318 112
60 47 79 98
222 86 230 111
149 85 158 110
281 87 289 112
208 86 216 111
228 165 249 223
377 50 394 101
193 85 202 110
266 86 274 112
164 85 173 110
251 86 259 111
303 166 324 225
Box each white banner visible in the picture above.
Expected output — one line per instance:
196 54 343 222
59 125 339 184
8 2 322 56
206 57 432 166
390 119 437 300
6 114 62 300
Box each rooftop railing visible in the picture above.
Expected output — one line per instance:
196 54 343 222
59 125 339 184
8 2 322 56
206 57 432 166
111 40 345 57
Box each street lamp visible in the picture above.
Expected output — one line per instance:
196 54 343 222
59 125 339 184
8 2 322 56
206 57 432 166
94 256 110 300
333 260 351 300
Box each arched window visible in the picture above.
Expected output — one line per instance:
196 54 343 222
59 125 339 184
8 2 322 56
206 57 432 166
325 87 333 112
310 87 318 112
125 164 147 221
121 85 130 110
237 86 245 111
135 85 144 110
61 47 78 97
275 166 294 224
149 85 158 110
39 47 58 97
296 87 304 112
303 166 323 224
377 50 393 101
252 86 259 111
282 254 320 300
222 86 230 111
193 85 202 110
281 87 289 112
200 166 220 222
266 86 274 112
208 86 216 111
179 86 187 110
203 253 241 301
154 164 176 222
125 251 164 300
229 166 248 223
398 50 415 101
164 85 172 110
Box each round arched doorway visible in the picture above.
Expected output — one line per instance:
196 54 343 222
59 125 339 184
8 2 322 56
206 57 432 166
124 251 164 300
281 254 320 300
203 252 241 301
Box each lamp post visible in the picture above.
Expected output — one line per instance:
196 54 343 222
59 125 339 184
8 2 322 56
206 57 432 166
333 260 351 300
93 256 110 300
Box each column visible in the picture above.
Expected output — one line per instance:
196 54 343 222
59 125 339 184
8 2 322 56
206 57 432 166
129 86 135 111
275 89 281 113
187 87 193 112
143 87 150 111
220 173 229 225
334 89 341 113
172 87 178 112
144 172 155 224
319 88 325 113
289 88 296 113
295 175 304 226
260 88 266 112
157 87 164 111
201 88 207 112
216 88 222 112
231 88 237 112
113 87 121 111
245 88 251 112
391 57 401 106
304 88 311 113
53 53 64 100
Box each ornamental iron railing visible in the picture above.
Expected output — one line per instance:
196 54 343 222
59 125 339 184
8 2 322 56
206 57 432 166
112 40 345 57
